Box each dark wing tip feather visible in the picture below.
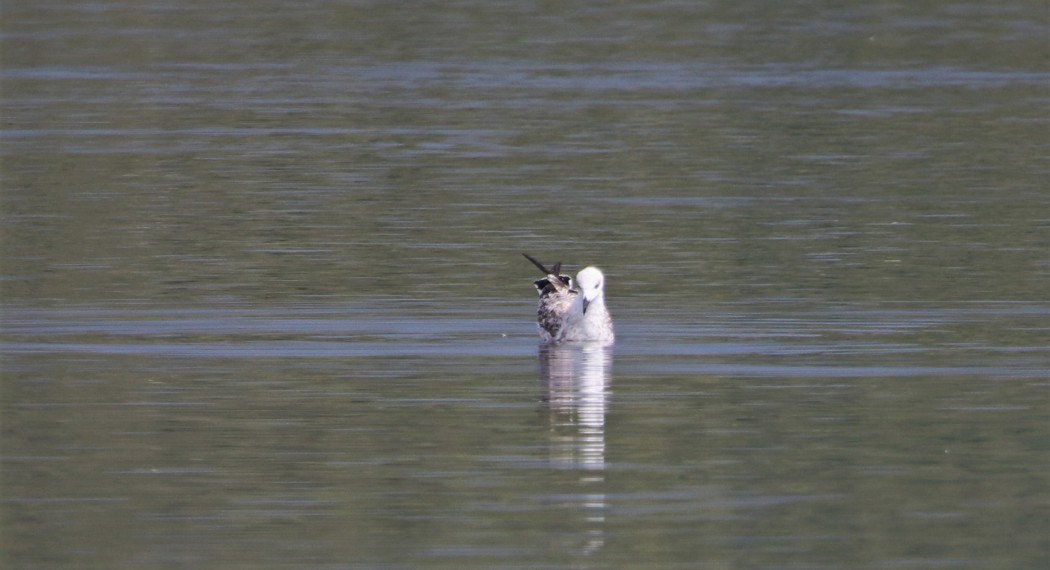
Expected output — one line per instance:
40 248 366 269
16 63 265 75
525 254 572 296
523 253 563 276
522 253 549 274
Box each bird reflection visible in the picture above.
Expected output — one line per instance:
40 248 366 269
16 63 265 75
539 342 612 556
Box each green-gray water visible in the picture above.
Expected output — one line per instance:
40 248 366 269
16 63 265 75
3 1 1048 569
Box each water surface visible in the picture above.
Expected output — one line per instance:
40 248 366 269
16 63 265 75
3 1 1048 569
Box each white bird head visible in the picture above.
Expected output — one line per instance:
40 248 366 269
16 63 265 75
575 266 605 313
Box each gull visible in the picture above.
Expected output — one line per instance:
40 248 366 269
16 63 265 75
523 254 614 344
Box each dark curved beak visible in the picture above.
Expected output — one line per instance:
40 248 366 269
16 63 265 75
582 297 589 314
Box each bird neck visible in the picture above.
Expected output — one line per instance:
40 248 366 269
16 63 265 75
581 295 605 316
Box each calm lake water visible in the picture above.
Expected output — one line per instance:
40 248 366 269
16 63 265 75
2 1 1048 569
